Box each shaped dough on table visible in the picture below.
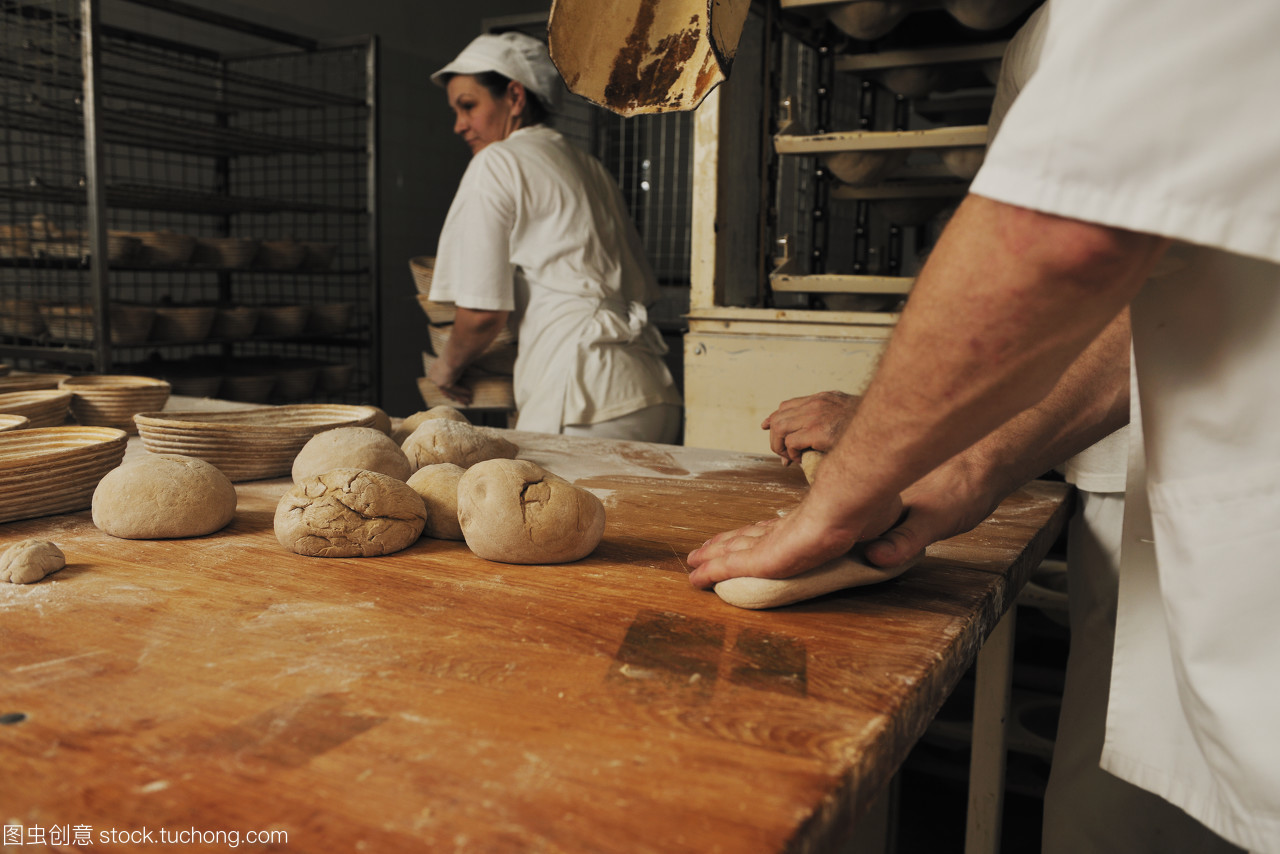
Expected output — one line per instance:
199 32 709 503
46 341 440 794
713 448 919 609
714 548 920 610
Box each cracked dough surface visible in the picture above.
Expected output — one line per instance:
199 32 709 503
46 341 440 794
92 453 236 539
457 458 605 564
274 468 427 557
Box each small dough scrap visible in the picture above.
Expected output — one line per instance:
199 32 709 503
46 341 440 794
457 459 605 564
92 454 236 539
0 539 65 584
391 406 470 444
275 468 426 558
714 549 920 610
406 463 465 540
292 426 412 483
401 419 517 471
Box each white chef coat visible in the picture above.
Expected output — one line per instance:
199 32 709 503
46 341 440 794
430 125 682 434
971 0 1280 849
989 10 1231 850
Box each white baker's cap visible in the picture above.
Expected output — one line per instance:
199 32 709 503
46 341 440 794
431 32 563 112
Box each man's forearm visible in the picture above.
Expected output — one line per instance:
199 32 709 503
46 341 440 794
961 307 1131 502
813 195 1166 518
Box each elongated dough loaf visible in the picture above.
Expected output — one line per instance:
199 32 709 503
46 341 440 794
714 549 920 610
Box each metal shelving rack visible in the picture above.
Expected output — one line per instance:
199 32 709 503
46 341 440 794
0 0 378 405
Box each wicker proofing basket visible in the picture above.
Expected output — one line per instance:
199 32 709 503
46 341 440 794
409 255 434 292
419 354 515 410
59 375 171 433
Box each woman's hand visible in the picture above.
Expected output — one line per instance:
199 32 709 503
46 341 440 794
761 391 861 465
427 359 473 405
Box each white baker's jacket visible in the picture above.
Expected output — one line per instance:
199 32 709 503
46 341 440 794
971 0 1280 850
430 125 681 433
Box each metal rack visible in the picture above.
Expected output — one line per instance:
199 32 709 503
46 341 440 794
764 6 1023 311
0 0 378 406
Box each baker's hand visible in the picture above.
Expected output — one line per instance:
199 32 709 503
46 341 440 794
862 453 1001 568
427 360 473 406
686 486 903 589
761 391 860 465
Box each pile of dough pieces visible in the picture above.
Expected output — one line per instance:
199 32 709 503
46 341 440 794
83 404 605 567
274 406 606 563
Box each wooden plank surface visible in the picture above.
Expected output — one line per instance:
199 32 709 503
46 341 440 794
0 431 1071 853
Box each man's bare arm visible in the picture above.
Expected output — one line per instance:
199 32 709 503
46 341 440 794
687 194 1167 588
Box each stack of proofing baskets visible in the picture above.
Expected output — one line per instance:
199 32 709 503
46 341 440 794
410 256 517 413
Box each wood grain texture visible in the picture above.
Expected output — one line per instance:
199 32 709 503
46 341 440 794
0 430 1071 853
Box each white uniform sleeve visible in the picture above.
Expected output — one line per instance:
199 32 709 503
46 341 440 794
429 147 519 311
972 0 1280 265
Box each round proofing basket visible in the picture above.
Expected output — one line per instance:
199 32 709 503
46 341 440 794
318 362 354 393
301 242 337 271
129 231 197 266
211 305 260 339
0 373 72 393
0 414 30 432
0 390 73 428
192 237 260 270
257 240 307 271
38 303 154 346
59 375 171 433
220 373 276 404
0 425 128 523
134 404 381 481
150 305 217 343
409 255 435 293
0 299 44 337
306 302 353 336
256 304 310 338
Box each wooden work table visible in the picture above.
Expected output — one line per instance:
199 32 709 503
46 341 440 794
1 431 1071 853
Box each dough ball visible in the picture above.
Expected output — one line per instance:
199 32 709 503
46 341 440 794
275 468 426 558
1 539 65 584
714 549 920 610
92 454 236 539
457 459 605 564
406 463 465 540
401 419 518 471
391 405 470 444
292 426 411 483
